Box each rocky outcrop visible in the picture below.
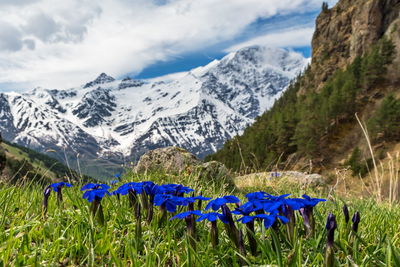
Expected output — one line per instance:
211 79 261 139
134 147 201 174
309 0 400 91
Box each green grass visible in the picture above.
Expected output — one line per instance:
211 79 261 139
0 172 399 266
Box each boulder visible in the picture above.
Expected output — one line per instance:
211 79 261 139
134 147 201 175
280 171 326 186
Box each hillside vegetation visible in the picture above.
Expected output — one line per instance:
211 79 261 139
0 137 92 184
207 0 400 180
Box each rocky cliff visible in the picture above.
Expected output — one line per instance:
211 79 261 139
208 0 400 173
309 0 400 91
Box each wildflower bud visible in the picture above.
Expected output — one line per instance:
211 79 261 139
342 204 349 224
56 186 63 204
91 196 105 226
158 203 167 228
141 191 149 214
238 229 246 258
185 214 196 249
135 204 143 253
222 204 239 248
128 188 137 208
284 205 296 244
42 185 51 218
300 206 315 237
325 213 337 267
210 220 219 248
147 194 154 223
352 212 360 233
135 199 141 221
247 220 257 256
197 191 203 210
326 213 337 247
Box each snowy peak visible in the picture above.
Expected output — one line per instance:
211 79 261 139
0 46 308 178
72 87 117 127
118 77 145 90
220 46 306 77
84 73 116 88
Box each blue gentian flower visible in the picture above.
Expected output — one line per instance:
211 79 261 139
205 195 240 211
170 210 202 220
245 191 268 201
265 193 291 201
197 212 228 223
112 182 145 195
83 189 111 202
110 180 119 185
301 194 326 207
237 213 289 229
81 183 110 191
299 195 326 237
50 182 72 192
154 194 186 212
49 182 73 204
197 212 226 248
182 196 212 205
158 184 194 195
143 182 158 196
284 198 306 210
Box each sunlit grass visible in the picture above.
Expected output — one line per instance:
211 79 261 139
0 171 399 266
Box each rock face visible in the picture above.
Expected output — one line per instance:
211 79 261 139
134 147 201 174
0 46 307 178
310 0 400 91
209 0 400 173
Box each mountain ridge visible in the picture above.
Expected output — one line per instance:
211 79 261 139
0 46 308 178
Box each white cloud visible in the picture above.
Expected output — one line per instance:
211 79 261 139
0 0 338 90
225 27 315 52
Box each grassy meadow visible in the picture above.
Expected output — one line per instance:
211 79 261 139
0 170 399 267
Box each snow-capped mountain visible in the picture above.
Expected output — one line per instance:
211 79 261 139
0 46 308 177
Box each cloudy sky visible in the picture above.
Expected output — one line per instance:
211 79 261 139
0 0 338 92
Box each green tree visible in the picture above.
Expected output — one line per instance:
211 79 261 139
368 94 400 141
346 147 372 177
322 2 329 12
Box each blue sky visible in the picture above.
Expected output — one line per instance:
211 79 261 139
0 0 338 91
134 11 320 79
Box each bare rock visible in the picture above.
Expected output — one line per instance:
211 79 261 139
134 146 201 175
